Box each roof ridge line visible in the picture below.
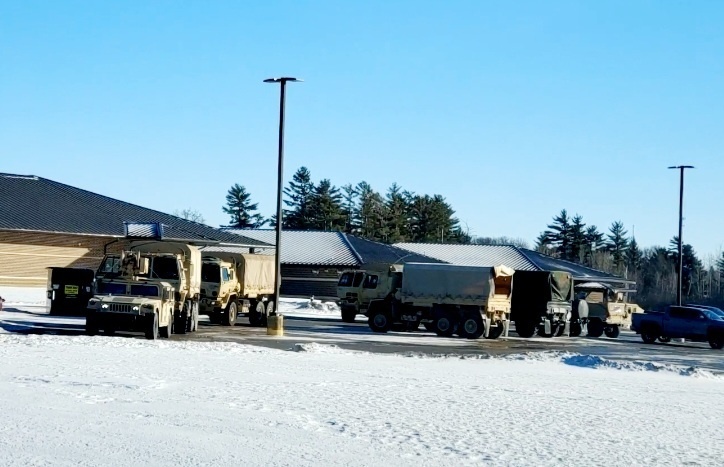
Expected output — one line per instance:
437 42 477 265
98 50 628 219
514 247 544 271
339 233 364 266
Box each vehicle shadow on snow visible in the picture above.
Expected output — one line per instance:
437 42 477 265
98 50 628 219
0 319 86 335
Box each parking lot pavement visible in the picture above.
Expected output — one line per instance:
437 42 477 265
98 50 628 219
3 308 723 373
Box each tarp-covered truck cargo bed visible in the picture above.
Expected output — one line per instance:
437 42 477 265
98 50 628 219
400 263 495 306
239 254 274 296
511 270 573 321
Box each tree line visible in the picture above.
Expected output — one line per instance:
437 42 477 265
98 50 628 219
176 179 723 309
536 209 723 309
222 166 471 244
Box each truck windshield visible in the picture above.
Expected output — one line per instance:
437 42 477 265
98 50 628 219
98 256 121 275
202 263 221 283
130 284 159 297
98 282 126 295
150 256 180 280
338 272 365 287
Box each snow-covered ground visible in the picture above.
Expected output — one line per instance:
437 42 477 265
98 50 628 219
0 333 722 466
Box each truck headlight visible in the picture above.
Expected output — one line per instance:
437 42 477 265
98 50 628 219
132 306 140 312
101 304 109 309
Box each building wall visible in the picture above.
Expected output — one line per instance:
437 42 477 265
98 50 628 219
0 230 127 287
280 265 351 300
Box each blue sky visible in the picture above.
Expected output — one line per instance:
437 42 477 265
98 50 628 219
1 1 722 259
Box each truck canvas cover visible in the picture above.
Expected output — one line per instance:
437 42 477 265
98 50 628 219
401 263 493 303
549 271 573 302
240 254 275 294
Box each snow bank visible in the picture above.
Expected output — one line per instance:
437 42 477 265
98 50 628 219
0 286 46 306
278 297 341 319
0 335 722 467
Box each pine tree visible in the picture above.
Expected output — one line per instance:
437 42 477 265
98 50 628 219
222 184 266 228
606 221 629 272
283 167 316 229
340 183 359 234
583 225 604 267
356 182 386 241
309 179 344 231
626 237 643 273
569 214 587 262
541 210 572 259
384 183 410 243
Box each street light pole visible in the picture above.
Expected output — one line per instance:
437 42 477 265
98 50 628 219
668 165 694 306
264 77 301 314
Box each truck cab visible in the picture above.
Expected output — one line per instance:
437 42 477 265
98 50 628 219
574 282 640 338
337 265 403 323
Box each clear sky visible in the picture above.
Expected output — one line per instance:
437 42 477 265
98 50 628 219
1 1 722 260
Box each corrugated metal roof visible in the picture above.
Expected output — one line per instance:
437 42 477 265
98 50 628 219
519 248 632 283
226 229 360 266
0 173 269 247
394 243 539 271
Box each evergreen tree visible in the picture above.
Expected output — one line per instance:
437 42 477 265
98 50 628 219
356 182 386 241
541 209 572 259
626 237 643 274
583 225 604 267
222 184 265 228
569 214 587 262
309 179 344 231
340 183 359 234
283 167 316 229
384 183 410 243
606 221 629 272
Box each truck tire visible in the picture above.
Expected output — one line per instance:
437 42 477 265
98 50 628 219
569 321 582 337
587 319 604 338
341 307 357 323
159 309 171 338
145 312 159 340
222 300 238 326
641 325 659 344
485 321 505 339
514 320 536 338
458 313 484 339
249 301 265 327
604 325 620 338
174 308 187 335
368 310 391 333
85 315 99 336
708 333 724 350
658 336 671 343
434 312 457 338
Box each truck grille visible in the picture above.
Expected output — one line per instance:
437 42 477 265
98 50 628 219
109 303 132 313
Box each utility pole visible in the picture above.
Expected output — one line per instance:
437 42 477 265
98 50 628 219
668 165 694 306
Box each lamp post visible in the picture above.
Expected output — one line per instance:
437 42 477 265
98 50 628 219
264 77 301 314
667 165 694 306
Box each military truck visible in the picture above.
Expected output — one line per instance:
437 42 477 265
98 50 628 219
88 240 202 339
510 270 574 338
340 263 514 339
572 282 641 338
199 252 275 327
337 265 403 323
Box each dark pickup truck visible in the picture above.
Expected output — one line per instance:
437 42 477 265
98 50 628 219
631 305 724 349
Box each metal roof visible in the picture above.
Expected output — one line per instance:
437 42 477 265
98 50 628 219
226 230 360 266
394 243 539 271
0 173 269 247
224 229 442 267
394 242 633 284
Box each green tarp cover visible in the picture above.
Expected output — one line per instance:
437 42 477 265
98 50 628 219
549 271 573 302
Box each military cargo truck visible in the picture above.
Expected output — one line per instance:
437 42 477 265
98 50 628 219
199 252 275 327
343 263 514 339
88 240 202 339
511 270 574 338
572 282 640 338
337 265 403 323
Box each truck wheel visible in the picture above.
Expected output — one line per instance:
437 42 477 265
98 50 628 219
368 310 391 333
658 336 671 343
174 309 187 335
458 313 484 339
145 312 159 340
604 325 620 339
223 300 238 326
587 319 604 338
641 325 659 344
709 334 724 350
514 320 536 338
85 315 99 336
485 321 505 339
341 307 357 323
249 301 265 327
569 322 582 337
160 310 172 338
434 313 457 338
